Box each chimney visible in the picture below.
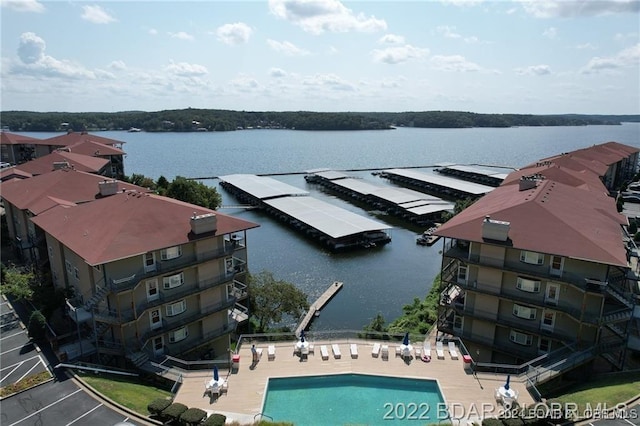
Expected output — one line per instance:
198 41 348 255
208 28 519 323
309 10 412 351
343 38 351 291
53 161 70 170
190 212 217 235
482 215 510 242
99 180 119 196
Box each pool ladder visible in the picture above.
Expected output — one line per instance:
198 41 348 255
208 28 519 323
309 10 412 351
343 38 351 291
254 413 274 422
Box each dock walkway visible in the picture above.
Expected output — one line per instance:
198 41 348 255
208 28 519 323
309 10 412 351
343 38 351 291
295 281 343 336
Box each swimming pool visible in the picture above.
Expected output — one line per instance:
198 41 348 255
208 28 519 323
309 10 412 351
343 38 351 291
261 373 447 425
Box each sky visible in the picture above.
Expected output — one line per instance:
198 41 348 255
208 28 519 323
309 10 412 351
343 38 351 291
1 0 639 114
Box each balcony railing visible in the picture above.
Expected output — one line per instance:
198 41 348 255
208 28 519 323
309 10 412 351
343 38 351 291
163 321 237 358
139 297 236 344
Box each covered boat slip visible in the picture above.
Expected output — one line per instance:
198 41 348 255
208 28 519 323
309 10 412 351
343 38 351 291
379 168 495 199
304 170 454 225
434 163 510 187
218 174 391 251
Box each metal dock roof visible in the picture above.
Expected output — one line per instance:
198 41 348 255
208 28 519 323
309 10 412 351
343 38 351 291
218 174 309 199
383 168 495 195
264 196 391 239
440 164 510 180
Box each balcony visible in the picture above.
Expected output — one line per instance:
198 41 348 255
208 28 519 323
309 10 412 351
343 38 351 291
139 297 236 344
163 321 237 358
229 280 248 301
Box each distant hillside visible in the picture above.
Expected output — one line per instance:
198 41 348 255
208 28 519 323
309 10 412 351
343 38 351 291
1 109 638 132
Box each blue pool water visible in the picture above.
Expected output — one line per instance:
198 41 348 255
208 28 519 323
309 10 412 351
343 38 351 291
261 373 447 425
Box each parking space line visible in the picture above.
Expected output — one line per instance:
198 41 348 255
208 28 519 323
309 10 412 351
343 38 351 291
0 342 33 356
64 402 103 426
16 357 45 383
7 388 82 426
0 361 25 385
0 355 42 383
623 419 635 425
0 329 27 340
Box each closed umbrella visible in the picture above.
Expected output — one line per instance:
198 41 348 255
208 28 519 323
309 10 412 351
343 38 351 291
213 365 219 382
300 330 305 342
402 332 410 346
504 374 510 391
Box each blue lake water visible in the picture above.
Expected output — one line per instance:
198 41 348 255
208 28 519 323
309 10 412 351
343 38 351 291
18 123 640 330
262 373 446 425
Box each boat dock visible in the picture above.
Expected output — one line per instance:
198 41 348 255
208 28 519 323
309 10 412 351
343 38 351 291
295 281 343 336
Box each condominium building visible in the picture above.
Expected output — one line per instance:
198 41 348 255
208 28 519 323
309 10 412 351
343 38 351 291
435 142 639 372
4 172 259 365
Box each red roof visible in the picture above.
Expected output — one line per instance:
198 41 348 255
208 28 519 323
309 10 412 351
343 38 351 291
42 132 125 147
11 151 109 176
31 191 260 265
501 163 604 190
0 132 41 145
0 167 32 181
64 140 125 156
0 169 147 215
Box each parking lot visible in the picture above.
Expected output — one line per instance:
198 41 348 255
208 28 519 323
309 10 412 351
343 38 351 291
0 296 147 426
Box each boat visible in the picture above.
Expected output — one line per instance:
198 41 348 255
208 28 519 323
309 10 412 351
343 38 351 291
416 224 442 246
127 127 142 132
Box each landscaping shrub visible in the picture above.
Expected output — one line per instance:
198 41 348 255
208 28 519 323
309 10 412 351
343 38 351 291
27 310 46 340
179 407 207 425
202 413 227 426
147 397 172 416
161 402 188 423
481 418 503 426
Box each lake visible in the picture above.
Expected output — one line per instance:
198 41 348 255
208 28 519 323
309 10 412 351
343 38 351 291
18 123 640 331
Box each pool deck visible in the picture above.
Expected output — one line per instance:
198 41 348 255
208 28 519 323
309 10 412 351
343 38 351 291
173 339 536 425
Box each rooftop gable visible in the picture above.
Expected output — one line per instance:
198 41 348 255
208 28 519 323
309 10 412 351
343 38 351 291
11 151 109 176
42 132 125 147
0 132 41 145
31 191 260 265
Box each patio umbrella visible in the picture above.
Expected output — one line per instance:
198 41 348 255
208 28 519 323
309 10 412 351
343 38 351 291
402 332 409 346
213 365 219 382
504 374 510 391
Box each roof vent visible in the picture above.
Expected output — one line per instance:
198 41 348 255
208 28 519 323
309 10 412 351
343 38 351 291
482 215 510 242
53 161 70 170
99 180 119 196
519 174 543 191
190 212 217 235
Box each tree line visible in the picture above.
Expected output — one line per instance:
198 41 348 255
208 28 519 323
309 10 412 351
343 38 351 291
2 109 637 133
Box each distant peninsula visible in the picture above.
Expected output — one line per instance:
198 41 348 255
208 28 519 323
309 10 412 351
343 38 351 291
1 109 638 133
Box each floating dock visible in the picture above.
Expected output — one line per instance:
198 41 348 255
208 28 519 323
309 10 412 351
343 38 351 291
295 281 343 336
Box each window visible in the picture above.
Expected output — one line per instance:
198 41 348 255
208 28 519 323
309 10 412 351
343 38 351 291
457 264 468 284
169 326 188 343
161 246 182 260
73 267 79 280
453 315 463 331
516 277 541 293
65 260 72 274
545 284 559 305
150 309 161 329
520 250 544 265
163 272 184 289
509 330 533 346
144 252 156 272
513 304 537 320
550 255 563 276
146 279 159 301
166 300 186 317
48 246 53 259
542 311 556 331
539 338 551 353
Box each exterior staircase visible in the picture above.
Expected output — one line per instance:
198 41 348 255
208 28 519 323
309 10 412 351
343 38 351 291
83 285 110 311
127 351 150 368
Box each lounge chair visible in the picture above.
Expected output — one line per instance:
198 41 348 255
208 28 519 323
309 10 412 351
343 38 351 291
395 346 402 357
415 346 421 358
448 342 459 360
308 344 314 355
256 348 263 359
332 344 342 359
422 342 432 362
320 345 329 360
268 345 276 360
381 344 389 360
372 342 381 358
350 344 358 359
436 341 445 359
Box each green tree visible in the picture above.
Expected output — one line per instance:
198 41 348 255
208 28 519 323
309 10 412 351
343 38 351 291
166 176 222 210
387 274 443 336
125 173 156 190
0 266 35 301
248 271 309 332
27 310 46 340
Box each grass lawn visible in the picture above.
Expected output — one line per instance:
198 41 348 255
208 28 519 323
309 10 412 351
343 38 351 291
546 373 640 413
77 371 172 416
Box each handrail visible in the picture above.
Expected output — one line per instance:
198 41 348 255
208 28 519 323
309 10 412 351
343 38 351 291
56 362 138 376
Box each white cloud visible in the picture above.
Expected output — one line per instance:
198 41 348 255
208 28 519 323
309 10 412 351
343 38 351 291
269 67 287 78
81 5 116 24
169 31 194 41
231 75 260 92
269 0 387 34
216 22 253 45
267 39 310 56
542 27 557 39
430 55 482 72
372 45 429 64
437 25 462 39
165 61 209 77
148 28 158 36
522 0 639 18
302 73 356 91
515 64 552 75
614 32 638 42
13 32 96 79
108 60 127 70
378 34 405 45
575 43 597 50
1 0 45 12
581 43 640 74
